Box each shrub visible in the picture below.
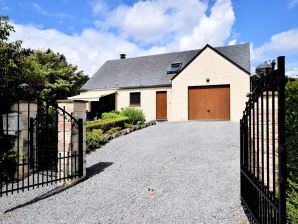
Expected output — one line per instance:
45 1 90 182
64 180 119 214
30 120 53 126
86 129 108 153
86 117 129 132
0 151 17 180
101 111 126 120
124 122 133 128
121 107 145 125
107 127 122 135
285 79 298 223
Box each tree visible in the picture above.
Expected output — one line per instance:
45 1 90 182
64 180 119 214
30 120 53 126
0 16 88 112
27 49 88 104
0 16 43 113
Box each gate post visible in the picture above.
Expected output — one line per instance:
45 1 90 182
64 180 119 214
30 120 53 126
57 100 86 184
11 101 37 178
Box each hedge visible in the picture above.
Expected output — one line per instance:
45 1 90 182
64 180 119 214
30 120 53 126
285 79 298 223
86 129 108 153
86 117 129 132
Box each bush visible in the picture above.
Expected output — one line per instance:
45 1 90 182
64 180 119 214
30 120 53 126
101 111 126 120
124 122 133 128
121 107 145 125
285 79 298 223
86 117 129 132
107 127 122 135
0 151 17 180
86 129 108 153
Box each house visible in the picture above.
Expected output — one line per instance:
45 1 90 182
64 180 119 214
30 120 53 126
69 43 250 121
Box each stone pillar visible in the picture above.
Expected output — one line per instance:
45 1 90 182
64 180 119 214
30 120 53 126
11 101 37 178
57 100 86 184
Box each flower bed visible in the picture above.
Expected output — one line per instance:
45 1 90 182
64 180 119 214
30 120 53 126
86 108 155 153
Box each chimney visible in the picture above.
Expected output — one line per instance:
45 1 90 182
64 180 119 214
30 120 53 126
120 54 126 59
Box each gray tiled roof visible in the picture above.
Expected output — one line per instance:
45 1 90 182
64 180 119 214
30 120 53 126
81 43 250 90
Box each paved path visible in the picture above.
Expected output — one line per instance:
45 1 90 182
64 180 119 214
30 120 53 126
0 121 248 224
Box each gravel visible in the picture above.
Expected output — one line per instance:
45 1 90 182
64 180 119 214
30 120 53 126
0 121 248 224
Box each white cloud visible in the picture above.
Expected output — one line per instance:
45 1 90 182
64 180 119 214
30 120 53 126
286 67 298 78
251 29 298 77
179 0 235 50
253 29 298 61
99 0 209 44
228 39 237 45
289 0 298 8
32 2 72 19
11 23 149 76
9 0 236 76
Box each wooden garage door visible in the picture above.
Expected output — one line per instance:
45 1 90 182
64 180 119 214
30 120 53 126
188 85 230 120
156 91 167 120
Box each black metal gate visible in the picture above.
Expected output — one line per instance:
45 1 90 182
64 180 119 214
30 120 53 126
240 56 286 223
0 101 83 196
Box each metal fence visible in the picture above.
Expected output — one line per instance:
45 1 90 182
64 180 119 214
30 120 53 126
0 100 83 196
240 56 286 223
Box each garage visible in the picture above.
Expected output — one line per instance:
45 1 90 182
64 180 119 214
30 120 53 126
188 85 230 120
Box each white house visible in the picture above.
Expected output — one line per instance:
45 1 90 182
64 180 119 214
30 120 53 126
69 43 250 122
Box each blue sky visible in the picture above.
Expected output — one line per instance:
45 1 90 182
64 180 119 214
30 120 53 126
1 0 298 76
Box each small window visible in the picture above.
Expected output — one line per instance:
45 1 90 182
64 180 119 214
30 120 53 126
130 92 141 106
167 62 182 74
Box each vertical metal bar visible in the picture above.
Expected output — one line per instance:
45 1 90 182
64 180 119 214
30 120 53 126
36 114 39 188
257 96 260 181
22 158 25 192
59 153 61 182
74 151 77 178
266 88 270 191
17 100 20 192
249 104 251 172
277 56 286 224
30 118 34 189
27 101 30 190
78 118 83 177
5 112 9 195
253 100 256 177
272 90 276 199
46 106 49 186
63 107 66 180
261 89 264 187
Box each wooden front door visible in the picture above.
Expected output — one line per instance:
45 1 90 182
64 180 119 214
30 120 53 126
188 85 230 120
156 91 167 120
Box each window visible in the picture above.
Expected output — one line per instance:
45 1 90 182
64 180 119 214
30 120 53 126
167 62 182 74
130 92 141 106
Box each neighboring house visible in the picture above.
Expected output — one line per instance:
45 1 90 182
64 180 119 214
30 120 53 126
69 43 250 122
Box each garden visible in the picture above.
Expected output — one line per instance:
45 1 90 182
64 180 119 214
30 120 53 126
86 107 155 153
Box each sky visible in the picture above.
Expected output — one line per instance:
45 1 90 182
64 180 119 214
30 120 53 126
0 0 298 77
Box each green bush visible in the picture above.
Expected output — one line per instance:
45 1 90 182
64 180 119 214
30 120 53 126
107 127 122 135
124 122 133 128
101 111 126 120
86 129 108 153
0 151 17 180
285 79 298 223
121 107 145 125
86 117 129 132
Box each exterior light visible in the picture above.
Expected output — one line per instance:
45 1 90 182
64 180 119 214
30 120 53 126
255 61 272 77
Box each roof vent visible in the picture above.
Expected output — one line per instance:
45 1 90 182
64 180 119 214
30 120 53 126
120 54 126 59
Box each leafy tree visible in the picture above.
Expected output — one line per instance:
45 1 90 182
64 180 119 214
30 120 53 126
285 78 298 223
27 49 88 104
0 16 43 113
0 16 88 112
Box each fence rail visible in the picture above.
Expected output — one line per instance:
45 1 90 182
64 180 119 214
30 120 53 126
0 100 83 196
240 56 286 224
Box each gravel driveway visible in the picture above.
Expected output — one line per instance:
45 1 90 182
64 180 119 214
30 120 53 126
0 121 248 224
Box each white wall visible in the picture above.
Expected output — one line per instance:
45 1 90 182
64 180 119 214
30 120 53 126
116 87 172 121
171 46 250 122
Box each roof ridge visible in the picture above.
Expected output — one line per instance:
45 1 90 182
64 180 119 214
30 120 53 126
106 43 250 62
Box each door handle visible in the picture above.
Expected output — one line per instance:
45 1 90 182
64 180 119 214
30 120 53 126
207 109 210 113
